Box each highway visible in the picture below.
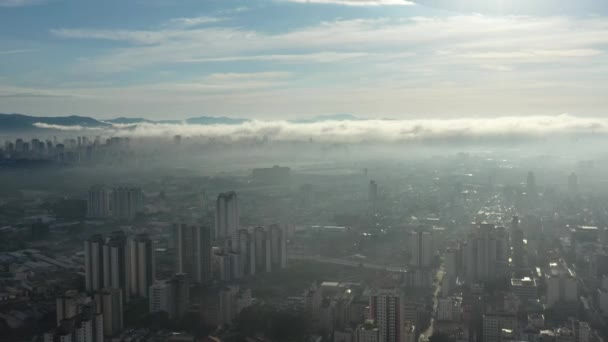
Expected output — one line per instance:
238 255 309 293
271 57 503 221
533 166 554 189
287 253 408 273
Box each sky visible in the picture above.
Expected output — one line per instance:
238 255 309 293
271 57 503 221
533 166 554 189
1 0 608 120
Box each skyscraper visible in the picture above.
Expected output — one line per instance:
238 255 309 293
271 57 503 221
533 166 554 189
465 223 507 282
369 288 405 342
215 191 239 244
171 273 190 320
568 172 579 195
129 234 155 298
174 224 212 283
103 231 130 303
254 226 272 273
237 228 256 276
269 224 287 269
84 235 105 293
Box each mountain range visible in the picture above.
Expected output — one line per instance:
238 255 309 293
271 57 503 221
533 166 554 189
0 113 364 132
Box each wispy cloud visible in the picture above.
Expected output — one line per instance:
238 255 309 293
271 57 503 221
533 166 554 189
166 16 227 29
0 0 45 7
0 49 37 55
281 0 414 6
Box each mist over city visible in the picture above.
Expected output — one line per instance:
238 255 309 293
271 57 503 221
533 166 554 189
2 1 608 342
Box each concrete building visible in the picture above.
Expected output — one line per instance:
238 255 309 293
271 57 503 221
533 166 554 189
84 235 105 293
110 186 143 220
87 185 110 218
129 234 155 298
215 191 239 243
369 288 404 342
511 277 538 303
356 321 380 342
409 230 433 268
103 231 130 303
482 313 517 342
174 224 212 283
94 288 123 338
546 262 578 307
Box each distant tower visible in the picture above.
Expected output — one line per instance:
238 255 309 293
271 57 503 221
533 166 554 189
95 288 123 338
215 192 239 246
103 231 130 303
87 185 110 218
526 171 537 196
368 180 378 212
174 224 212 283
110 186 143 220
511 216 525 269
254 226 272 273
129 234 155 298
409 230 433 268
84 234 105 293
568 172 579 195
171 273 190 320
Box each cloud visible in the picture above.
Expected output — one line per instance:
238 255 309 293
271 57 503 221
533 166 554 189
33 123 103 131
281 0 414 6
0 49 37 55
166 16 227 29
0 0 45 7
31 115 608 143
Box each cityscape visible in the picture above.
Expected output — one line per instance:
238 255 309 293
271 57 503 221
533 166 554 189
2 0 608 341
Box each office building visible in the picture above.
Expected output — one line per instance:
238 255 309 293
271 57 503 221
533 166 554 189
129 234 155 298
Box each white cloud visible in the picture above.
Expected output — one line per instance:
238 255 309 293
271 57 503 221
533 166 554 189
166 16 227 28
0 0 45 7
281 0 414 6
29 115 608 143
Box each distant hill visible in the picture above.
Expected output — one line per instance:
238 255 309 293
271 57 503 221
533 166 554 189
291 114 364 123
185 116 249 125
0 113 110 132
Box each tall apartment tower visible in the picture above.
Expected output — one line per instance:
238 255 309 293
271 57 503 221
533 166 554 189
269 225 287 269
94 288 123 338
369 288 405 342
174 224 212 283
111 186 143 219
215 191 239 245
129 234 155 298
87 185 110 218
103 231 130 303
409 230 433 268
84 235 105 293
238 228 256 276
254 226 272 273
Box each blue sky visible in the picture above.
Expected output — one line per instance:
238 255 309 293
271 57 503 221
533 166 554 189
1 0 608 119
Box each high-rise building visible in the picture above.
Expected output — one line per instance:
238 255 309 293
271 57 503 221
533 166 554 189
171 273 190 320
409 230 433 268
55 290 92 325
149 280 172 317
254 226 272 273
149 274 190 320
237 228 256 276
356 320 380 342
129 234 155 298
527 171 537 196
369 288 404 342
369 180 378 213
87 185 110 218
465 223 507 282
110 186 143 219
269 224 287 269
84 235 105 293
94 288 123 338
511 216 525 269
103 231 130 303
174 224 212 283
546 262 578 307
568 172 579 195
215 191 239 243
